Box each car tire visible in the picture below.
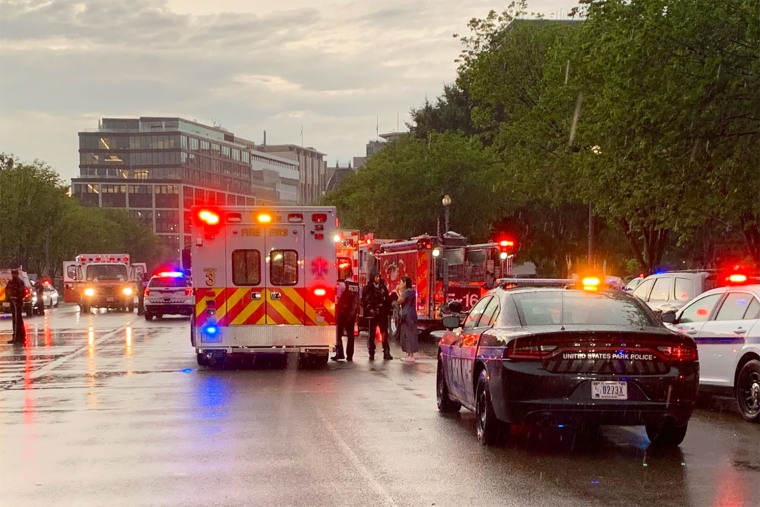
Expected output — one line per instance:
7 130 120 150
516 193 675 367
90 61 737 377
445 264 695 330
645 420 688 446
80 304 90 314
144 312 153 321
436 356 461 413
735 359 760 423
475 369 506 446
196 352 208 366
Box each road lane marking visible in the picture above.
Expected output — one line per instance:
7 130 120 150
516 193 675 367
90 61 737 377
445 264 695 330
313 402 398 507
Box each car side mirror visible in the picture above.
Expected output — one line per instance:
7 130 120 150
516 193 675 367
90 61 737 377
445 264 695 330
441 315 460 330
661 310 677 324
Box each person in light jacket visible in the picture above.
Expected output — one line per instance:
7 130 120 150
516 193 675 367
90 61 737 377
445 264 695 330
397 275 418 362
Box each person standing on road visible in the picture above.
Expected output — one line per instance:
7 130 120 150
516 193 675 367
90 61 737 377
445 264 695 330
362 272 393 361
397 275 419 362
5 269 27 344
332 267 360 362
137 273 149 315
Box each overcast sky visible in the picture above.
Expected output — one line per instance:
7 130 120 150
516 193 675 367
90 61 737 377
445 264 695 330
0 0 579 182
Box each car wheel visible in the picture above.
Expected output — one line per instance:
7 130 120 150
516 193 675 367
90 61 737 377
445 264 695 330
436 356 461 413
144 312 153 321
475 369 506 446
196 352 208 366
645 420 688 446
736 360 760 423
80 304 90 314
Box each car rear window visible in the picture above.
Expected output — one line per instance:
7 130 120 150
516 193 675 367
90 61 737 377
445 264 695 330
149 276 189 288
512 291 658 327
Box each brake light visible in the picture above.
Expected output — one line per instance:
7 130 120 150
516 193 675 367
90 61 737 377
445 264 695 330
24 286 30 299
657 344 698 362
313 288 327 297
144 288 150 296
311 213 327 223
505 340 557 360
185 287 193 296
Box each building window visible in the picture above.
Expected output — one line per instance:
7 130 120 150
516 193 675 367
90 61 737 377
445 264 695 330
129 209 153 227
101 184 126 208
74 183 100 206
155 185 179 208
155 210 179 233
128 185 153 208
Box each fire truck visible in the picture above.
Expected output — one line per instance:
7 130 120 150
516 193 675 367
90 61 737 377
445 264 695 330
375 233 515 335
62 254 147 313
190 205 339 368
334 229 360 282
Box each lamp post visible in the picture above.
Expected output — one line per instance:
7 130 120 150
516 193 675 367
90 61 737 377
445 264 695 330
442 194 452 235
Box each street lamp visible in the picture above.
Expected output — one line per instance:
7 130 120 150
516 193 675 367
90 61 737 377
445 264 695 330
442 195 452 234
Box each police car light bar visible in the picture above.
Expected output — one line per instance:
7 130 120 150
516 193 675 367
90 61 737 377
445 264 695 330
158 271 184 278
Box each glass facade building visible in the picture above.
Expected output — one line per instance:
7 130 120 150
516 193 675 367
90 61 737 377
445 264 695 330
73 117 282 260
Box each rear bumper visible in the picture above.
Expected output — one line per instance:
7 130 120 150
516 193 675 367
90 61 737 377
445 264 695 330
145 303 193 315
492 360 699 427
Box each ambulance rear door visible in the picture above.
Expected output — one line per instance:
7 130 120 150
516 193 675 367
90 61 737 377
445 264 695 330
224 222 306 326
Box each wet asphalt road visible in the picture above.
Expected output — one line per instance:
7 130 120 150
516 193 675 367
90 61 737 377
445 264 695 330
1 305 759 507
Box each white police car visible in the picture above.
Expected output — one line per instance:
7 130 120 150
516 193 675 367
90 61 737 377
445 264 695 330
663 277 760 423
143 271 193 321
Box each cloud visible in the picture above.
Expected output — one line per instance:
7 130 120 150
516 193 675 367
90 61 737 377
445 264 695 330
0 0 581 177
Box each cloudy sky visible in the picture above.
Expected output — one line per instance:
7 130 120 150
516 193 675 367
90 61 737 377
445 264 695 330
0 0 579 182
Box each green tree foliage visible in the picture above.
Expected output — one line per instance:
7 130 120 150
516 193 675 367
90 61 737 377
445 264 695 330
324 134 504 242
409 84 477 140
567 0 760 270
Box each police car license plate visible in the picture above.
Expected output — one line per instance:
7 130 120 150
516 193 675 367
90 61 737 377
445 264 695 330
591 381 627 400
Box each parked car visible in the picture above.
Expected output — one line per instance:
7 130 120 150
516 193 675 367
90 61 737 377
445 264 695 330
143 271 193 320
41 284 60 307
436 278 699 446
632 270 720 313
663 281 760 423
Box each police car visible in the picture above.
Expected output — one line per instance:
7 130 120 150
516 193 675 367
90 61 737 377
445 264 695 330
437 277 699 446
143 271 193 320
662 274 760 423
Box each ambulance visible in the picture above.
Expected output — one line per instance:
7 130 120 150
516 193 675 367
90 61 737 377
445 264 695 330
62 254 147 311
190 205 340 368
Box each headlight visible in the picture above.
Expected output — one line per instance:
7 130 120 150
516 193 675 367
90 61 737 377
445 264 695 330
84 288 96 297
122 287 134 296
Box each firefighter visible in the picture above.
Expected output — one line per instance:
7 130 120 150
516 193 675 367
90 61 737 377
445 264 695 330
6 269 27 344
331 267 360 362
361 271 393 361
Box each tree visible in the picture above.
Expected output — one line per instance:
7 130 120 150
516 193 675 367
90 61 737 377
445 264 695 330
324 134 504 242
409 84 477 140
568 0 760 270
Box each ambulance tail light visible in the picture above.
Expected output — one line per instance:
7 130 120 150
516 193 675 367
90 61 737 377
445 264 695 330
311 213 328 223
288 213 303 223
313 288 327 297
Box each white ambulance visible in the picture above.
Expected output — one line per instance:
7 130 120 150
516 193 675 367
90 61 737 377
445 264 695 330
190 205 339 368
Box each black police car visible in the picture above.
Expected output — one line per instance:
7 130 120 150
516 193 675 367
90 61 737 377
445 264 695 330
436 277 699 446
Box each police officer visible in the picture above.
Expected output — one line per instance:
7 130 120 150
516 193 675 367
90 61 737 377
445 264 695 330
361 272 393 361
6 269 27 344
331 267 360 362
33 279 45 314
137 273 149 315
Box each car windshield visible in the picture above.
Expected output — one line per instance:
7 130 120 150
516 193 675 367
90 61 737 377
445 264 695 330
512 291 658 327
85 264 128 281
149 276 188 288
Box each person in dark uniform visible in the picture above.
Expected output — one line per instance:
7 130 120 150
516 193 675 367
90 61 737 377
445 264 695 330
137 273 149 315
6 270 27 344
33 279 45 314
331 267 360 362
361 272 393 361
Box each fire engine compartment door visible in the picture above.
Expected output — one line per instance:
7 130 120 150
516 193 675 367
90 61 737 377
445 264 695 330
224 224 306 326
63 261 80 303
